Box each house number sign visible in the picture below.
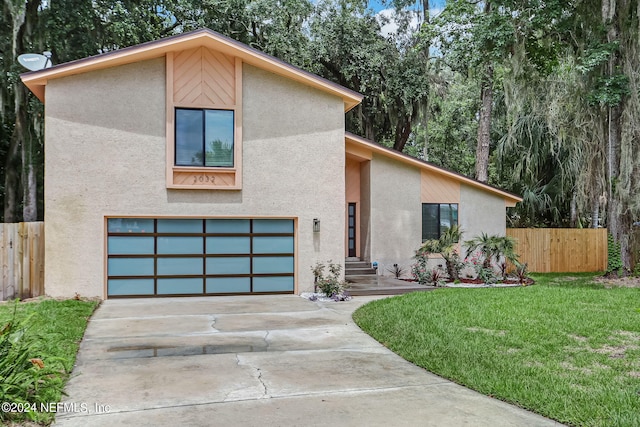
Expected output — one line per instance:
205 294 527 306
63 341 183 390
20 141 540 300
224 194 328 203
193 174 216 184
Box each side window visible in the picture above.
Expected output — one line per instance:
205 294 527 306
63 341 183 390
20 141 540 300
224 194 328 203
422 203 458 241
175 109 234 167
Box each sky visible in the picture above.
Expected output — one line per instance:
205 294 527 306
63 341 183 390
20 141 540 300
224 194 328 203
368 0 446 13
368 0 447 37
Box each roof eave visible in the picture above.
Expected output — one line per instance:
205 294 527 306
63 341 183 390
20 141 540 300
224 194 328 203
345 132 523 204
21 29 363 110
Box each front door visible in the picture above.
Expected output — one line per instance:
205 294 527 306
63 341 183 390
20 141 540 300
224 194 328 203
348 203 356 257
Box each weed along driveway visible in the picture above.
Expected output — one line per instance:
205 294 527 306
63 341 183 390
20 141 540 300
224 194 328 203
54 296 560 427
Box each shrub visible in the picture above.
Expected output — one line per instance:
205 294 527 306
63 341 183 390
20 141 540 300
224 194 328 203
427 267 446 286
311 261 348 297
465 251 499 284
411 250 447 286
412 251 431 284
386 263 406 279
515 262 529 285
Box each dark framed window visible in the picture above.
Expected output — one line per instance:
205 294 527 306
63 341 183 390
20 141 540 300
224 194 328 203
422 203 458 241
175 108 234 167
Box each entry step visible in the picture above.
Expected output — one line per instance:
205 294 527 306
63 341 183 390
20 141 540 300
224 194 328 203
345 261 377 276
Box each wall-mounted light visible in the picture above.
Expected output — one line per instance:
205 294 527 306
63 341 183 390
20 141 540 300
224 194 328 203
313 218 320 232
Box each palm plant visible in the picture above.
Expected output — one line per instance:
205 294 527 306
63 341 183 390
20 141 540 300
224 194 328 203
417 225 464 280
465 233 519 272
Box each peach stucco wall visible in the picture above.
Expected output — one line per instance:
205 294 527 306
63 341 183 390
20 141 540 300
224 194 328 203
345 157 361 257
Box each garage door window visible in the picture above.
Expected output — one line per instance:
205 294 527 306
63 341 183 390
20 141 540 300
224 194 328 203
107 218 295 297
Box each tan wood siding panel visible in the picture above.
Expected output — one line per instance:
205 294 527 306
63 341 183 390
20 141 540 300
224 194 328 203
167 48 241 189
506 228 607 273
172 170 236 187
174 47 236 107
1 222 44 301
202 49 235 105
421 169 460 203
173 48 204 105
345 158 361 203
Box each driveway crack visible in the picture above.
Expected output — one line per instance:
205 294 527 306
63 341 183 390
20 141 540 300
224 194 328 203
263 330 270 351
257 368 268 397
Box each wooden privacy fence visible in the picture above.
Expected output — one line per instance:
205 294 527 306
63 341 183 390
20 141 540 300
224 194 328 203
506 228 608 273
1 222 45 301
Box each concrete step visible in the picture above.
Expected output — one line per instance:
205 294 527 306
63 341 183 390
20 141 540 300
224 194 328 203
345 261 370 268
345 267 377 276
344 275 436 296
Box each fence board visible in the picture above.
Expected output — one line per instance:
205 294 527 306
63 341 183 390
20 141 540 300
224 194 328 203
1 222 45 301
506 228 607 273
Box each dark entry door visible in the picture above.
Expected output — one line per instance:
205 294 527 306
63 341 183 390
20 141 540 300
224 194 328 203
348 203 356 257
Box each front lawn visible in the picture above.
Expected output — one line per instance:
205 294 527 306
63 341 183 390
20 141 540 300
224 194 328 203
0 298 98 425
353 274 640 427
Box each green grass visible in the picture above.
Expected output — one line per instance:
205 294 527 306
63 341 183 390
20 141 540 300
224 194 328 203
353 274 640 427
0 298 98 425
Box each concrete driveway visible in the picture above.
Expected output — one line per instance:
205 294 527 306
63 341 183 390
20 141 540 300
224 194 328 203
54 295 561 426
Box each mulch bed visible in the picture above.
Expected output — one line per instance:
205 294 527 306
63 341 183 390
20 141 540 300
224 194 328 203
399 277 535 286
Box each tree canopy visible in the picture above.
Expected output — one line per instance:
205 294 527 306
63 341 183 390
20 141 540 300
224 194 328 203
2 0 640 268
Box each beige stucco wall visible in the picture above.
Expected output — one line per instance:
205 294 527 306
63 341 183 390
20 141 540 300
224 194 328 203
367 156 510 277
44 58 345 298
459 183 507 240
368 154 422 276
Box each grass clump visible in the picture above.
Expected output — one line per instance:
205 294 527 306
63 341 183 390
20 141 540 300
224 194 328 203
0 299 98 425
353 273 640 427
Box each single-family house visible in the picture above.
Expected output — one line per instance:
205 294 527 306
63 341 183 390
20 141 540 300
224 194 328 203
21 29 521 299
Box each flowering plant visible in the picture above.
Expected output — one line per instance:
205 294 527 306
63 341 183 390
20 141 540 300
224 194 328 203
464 251 498 284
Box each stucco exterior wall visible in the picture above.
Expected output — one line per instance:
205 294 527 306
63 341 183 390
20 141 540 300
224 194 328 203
366 156 510 277
459 183 507 240
368 154 422 276
44 58 345 298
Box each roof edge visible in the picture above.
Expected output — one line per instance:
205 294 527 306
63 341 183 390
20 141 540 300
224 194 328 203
21 28 364 110
345 132 522 204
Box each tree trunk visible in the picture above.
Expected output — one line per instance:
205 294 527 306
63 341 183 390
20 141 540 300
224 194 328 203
14 83 37 222
591 196 600 229
602 0 632 269
3 135 20 222
422 0 430 161
4 0 41 222
393 116 412 151
570 191 577 228
475 63 493 183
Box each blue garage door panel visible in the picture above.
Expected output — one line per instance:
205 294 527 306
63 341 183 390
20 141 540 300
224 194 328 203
253 277 295 292
107 218 294 297
157 278 203 295
108 279 154 296
206 277 251 293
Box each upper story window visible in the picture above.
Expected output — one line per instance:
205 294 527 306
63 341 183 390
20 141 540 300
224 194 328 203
422 203 458 241
175 108 234 167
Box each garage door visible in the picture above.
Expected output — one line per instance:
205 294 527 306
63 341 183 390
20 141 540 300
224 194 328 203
106 218 294 297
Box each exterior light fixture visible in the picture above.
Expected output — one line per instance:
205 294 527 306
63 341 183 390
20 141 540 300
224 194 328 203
313 218 320 232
